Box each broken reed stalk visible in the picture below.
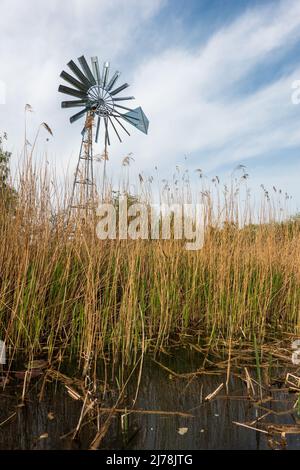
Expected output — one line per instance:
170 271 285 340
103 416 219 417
96 407 194 418
233 421 269 434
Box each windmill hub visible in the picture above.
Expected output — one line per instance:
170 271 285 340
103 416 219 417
87 85 114 117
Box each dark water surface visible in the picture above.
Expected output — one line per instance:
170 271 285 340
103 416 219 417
0 351 300 450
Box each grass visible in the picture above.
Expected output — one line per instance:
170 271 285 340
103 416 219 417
0 152 300 372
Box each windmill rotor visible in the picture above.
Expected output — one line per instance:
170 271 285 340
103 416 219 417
59 54 149 144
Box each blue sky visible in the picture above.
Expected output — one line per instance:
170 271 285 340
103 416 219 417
1 0 300 212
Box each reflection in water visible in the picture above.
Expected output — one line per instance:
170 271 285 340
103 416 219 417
0 352 300 450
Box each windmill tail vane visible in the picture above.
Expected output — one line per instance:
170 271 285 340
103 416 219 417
58 54 149 216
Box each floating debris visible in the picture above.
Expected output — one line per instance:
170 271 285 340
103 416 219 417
205 383 224 401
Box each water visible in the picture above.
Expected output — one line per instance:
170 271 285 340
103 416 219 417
0 350 299 450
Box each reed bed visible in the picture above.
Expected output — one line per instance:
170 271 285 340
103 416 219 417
0 154 300 369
